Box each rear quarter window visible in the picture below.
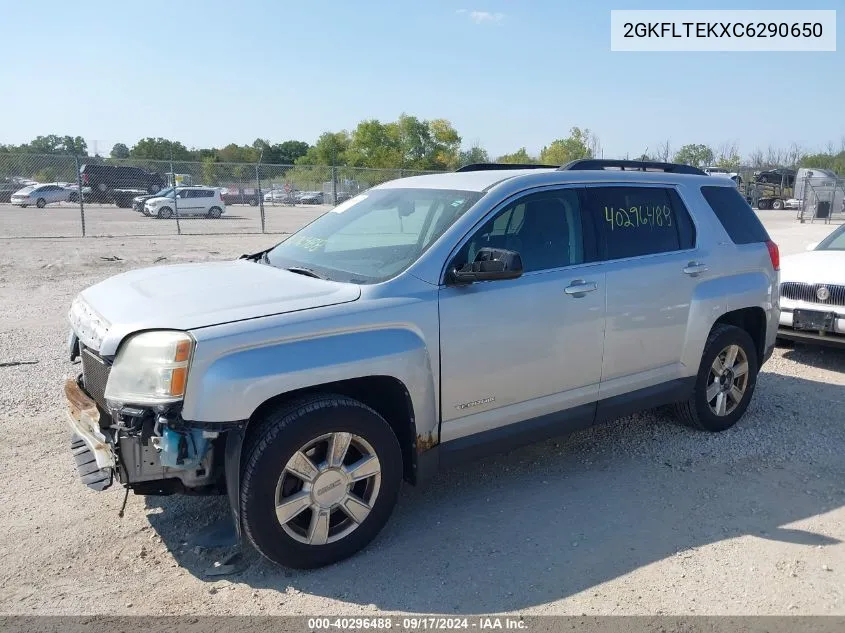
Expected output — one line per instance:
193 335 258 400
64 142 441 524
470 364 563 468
700 185 770 244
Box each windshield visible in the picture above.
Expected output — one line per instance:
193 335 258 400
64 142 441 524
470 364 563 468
155 187 175 198
265 187 482 283
816 225 845 251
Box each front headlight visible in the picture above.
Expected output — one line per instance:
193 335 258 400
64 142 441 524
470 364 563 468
104 331 194 406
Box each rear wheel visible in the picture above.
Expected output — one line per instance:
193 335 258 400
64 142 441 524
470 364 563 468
674 324 759 432
241 395 402 569
207 206 222 219
157 206 173 219
36 198 46 209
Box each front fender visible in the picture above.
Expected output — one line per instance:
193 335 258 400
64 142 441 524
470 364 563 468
182 327 438 440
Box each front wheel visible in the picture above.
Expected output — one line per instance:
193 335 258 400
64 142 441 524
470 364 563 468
36 198 46 209
240 395 403 569
157 206 173 219
673 324 759 432
772 198 784 210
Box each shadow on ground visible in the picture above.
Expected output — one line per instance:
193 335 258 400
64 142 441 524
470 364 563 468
145 372 845 614
781 342 845 372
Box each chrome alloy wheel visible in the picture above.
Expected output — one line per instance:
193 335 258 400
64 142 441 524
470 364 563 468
706 344 749 417
274 432 382 545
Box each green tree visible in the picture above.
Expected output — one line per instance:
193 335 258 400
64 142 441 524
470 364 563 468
130 138 192 161
673 143 714 167
347 119 401 168
539 127 595 165
218 143 256 163
296 131 351 166
272 140 310 165
459 145 490 166
801 151 845 173
20 134 87 155
33 167 59 182
496 148 536 164
110 143 130 159
201 157 220 185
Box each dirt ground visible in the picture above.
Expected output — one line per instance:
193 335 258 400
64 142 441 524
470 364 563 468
1 210 844 616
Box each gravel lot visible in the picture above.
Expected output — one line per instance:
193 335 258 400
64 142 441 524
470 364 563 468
0 202 329 238
1 210 844 617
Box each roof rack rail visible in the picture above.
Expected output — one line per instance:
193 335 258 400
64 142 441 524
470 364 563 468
455 163 559 172
559 159 707 176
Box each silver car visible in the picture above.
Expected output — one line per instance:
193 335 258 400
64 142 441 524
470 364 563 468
63 160 779 569
11 183 78 208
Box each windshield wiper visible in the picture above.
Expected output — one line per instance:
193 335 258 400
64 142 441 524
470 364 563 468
286 266 326 280
239 247 272 264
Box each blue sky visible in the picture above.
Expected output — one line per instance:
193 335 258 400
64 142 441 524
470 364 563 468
2 0 842 159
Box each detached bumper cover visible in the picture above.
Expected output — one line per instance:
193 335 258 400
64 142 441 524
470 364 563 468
64 378 115 470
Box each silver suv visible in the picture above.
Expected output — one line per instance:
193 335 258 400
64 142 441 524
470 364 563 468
64 160 780 569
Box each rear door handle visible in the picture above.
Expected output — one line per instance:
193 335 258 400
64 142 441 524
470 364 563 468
564 280 597 296
683 262 709 276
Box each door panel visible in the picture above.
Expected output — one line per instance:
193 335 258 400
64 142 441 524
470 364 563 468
598 251 699 396
583 185 704 398
438 187 606 442
439 266 606 440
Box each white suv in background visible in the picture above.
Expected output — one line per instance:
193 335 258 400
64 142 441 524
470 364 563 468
703 167 742 187
144 187 227 219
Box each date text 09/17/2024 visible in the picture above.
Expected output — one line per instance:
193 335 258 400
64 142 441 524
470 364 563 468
307 616 527 630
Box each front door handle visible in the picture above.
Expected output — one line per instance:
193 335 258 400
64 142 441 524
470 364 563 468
683 262 709 276
564 280 597 296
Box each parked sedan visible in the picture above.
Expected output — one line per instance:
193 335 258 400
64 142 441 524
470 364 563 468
778 224 845 347
10 183 79 208
296 190 324 204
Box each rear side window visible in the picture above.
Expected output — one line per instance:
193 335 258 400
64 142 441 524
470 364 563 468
700 186 770 244
585 186 696 260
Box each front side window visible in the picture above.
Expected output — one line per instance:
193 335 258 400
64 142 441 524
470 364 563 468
266 188 482 283
585 186 695 260
453 189 585 274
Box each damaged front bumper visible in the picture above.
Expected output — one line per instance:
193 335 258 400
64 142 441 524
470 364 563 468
63 374 241 497
64 378 115 471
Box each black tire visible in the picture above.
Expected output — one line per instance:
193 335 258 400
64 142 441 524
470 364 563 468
241 395 403 569
36 198 46 209
157 206 173 219
207 206 223 219
772 198 784 210
248 198 258 207
20 204 27 208
758 199 770 210
68 192 79 203
673 324 759 432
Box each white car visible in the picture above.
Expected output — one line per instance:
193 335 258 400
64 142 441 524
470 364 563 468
10 183 79 208
778 224 845 347
703 167 742 186
264 189 294 203
144 187 226 219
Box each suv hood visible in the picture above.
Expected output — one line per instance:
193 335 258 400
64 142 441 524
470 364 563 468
73 260 361 355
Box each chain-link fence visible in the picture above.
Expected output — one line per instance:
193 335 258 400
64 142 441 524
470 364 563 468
0 153 442 238
4 153 843 238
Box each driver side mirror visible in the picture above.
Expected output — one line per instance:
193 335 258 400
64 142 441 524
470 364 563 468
448 247 524 284
806 242 818 251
